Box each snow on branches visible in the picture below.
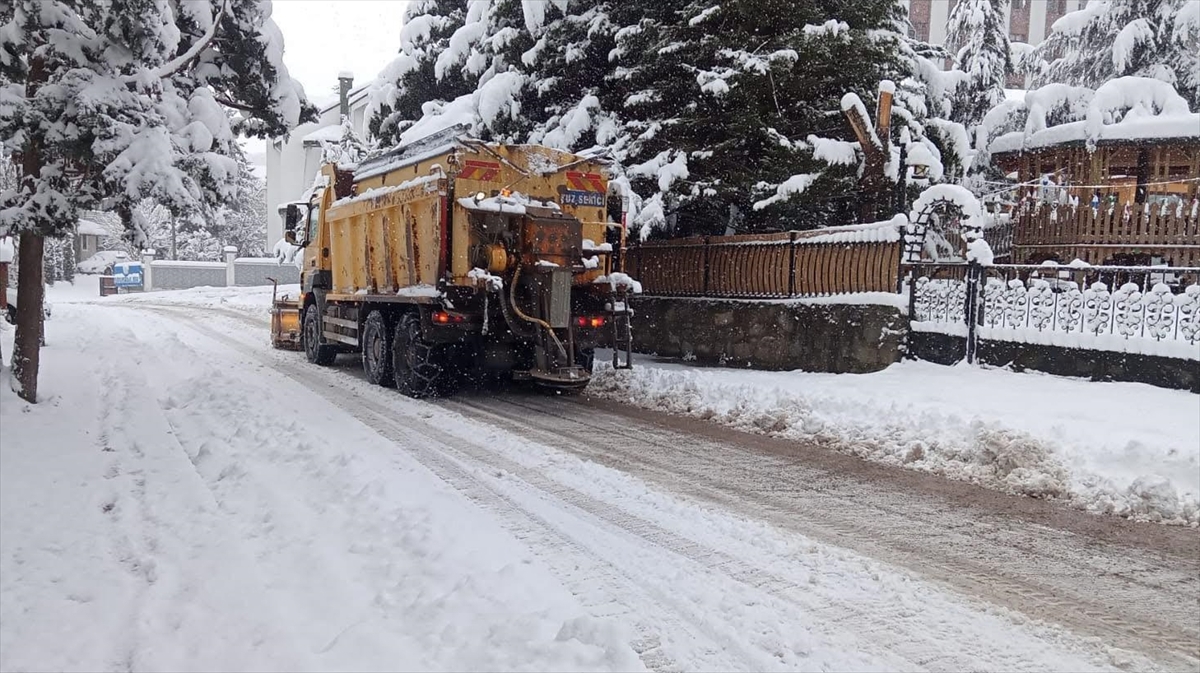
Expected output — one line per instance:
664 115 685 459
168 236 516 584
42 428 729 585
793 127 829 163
0 0 315 242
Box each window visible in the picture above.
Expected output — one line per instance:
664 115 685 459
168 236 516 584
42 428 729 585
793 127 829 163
307 200 321 244
81 237 89 252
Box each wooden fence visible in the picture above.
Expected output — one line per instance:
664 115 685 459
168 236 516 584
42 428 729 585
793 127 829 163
1013 201 1200 267
625 226 903 298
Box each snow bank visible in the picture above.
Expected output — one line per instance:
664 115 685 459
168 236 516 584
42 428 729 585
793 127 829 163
590 360 1200 525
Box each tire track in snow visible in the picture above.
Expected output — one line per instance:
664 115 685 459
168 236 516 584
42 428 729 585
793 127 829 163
444 392 1200 668
130 304 1153 672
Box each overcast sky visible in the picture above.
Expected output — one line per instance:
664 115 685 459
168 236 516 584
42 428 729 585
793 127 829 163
243 0 409 169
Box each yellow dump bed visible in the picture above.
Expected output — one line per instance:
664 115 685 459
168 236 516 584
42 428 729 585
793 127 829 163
315 132 611 300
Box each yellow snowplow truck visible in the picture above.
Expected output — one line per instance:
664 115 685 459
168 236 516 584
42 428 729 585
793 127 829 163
271 127 636 397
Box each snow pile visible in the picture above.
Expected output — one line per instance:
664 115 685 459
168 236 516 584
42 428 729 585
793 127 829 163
468 267 504 291
589 360 1200 525
594 273 642 294
458 192 560 215
965 237 995 265
582 239 613 252
0 236 13 264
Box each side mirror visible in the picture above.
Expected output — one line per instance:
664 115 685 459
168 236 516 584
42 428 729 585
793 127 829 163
284 230 297 245
284 203 302 232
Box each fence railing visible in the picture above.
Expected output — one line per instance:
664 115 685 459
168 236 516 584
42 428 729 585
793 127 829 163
626 221 903 298
1011 200 1200 267
908 261 1200 359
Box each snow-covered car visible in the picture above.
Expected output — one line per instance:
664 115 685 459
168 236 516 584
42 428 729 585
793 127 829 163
4 287 52 324
77 250 130 274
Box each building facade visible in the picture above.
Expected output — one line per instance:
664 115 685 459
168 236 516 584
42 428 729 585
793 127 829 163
264 74 372 250
904 0 1079 48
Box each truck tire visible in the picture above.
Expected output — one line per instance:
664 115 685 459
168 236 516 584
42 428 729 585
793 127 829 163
302 304 337 366
361 310 394 387
392 312 445 398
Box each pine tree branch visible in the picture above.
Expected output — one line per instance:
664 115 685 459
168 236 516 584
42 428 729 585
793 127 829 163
125 0 229 83
214 96 260 113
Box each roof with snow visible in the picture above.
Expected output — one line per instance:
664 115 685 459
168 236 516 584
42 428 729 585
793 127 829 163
302 124 347 145
990 113 1200 155
76 219 106 236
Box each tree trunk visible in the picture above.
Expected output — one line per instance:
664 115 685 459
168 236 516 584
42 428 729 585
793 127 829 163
11 233 44 402
12 54 47 402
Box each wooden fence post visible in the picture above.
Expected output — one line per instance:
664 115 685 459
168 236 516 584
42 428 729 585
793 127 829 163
787 231 797 297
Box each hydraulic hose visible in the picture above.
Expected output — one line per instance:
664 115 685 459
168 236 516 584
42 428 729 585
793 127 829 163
509 265 569 360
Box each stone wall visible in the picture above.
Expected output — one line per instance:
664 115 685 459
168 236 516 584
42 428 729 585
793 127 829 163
628 296 905 373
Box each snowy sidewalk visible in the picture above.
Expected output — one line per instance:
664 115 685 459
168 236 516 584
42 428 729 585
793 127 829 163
591 354 1200 524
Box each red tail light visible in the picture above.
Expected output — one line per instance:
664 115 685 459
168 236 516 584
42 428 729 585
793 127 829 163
575 316 606 328
432 311 465 324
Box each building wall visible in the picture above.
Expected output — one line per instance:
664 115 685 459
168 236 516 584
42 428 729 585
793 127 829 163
907 0 1077 49
74 234 99 263
265 84 372 251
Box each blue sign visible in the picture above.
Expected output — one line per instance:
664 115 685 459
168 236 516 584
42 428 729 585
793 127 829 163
113 261 143 289
561 189 606 207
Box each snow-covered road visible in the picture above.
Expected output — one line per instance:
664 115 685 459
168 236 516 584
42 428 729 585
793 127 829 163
2 287 1197 672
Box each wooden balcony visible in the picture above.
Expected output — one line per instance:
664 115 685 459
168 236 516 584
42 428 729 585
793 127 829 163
1009 200 1200 267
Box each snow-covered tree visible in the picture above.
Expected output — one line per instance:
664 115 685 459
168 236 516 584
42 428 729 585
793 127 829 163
0 0 316 402
612 0 936 236
366 0 963 238
368 0 475 145
42 232 72 283
945 0 1010 129
1034 0 1200 110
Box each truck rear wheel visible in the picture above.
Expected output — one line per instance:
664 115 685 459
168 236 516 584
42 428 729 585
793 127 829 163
303 304 337 366
392 313 446 398
362 310 394 387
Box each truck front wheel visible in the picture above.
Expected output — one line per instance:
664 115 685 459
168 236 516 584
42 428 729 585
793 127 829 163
303 304 337 366
362 310 394 387
392 313 446 398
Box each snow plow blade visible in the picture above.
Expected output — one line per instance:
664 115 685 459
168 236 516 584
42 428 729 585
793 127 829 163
268 278 302 350
271 298 302 349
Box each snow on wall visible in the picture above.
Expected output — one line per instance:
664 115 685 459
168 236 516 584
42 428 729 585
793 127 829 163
793 215 905 245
